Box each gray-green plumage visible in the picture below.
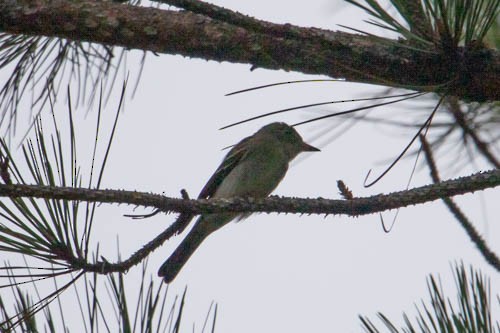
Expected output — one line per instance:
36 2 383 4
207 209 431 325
158 122 319 283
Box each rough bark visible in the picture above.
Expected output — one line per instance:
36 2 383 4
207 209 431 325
0 0 498 102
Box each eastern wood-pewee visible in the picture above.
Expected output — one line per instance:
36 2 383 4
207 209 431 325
158 122 319 283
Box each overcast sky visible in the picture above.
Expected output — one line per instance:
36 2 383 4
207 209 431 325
0 0 498 332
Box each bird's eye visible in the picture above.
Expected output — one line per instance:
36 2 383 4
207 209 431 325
280 127 300 142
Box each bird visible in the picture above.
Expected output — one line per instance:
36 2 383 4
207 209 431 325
158 122 319 283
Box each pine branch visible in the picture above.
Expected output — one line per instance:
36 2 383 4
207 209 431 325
0 0 498 101
446 96 500 168
0 169 495 275
0 169 497 217
420 135 500 272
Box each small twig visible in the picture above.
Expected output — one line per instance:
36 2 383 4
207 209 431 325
152 0 327 42
447 97 500 168
180 189 190 200
420 134 500 272
72 213 195 273
337 180 353 200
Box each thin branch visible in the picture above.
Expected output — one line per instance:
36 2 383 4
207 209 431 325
420 135 500 272
1 169 495 275
446 97 500 168
0 169 497 217
152 0 317 40
72 213 194 273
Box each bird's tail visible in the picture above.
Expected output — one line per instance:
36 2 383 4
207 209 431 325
158 218 213 283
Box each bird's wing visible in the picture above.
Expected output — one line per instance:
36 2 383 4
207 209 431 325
197 137 251 199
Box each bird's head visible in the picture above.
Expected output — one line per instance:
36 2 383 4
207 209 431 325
258 122 320 159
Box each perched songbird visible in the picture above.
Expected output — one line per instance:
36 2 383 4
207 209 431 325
158 122 319 283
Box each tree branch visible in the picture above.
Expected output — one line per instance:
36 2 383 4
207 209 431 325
0 168 495 275
420 136 500 272
0 0 498 102
0 169 497 216
446 97 500 168
151 0 309 39
71 213 194 273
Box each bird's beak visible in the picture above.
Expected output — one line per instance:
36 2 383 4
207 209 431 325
301 142 320 152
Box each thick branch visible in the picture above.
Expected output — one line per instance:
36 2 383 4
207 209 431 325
0 169 497 216
0 0 498 102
